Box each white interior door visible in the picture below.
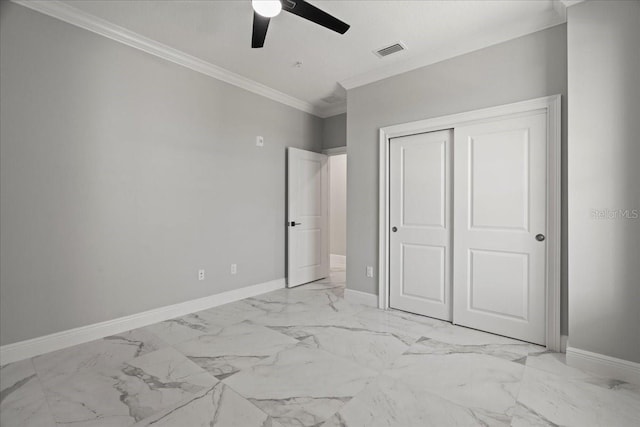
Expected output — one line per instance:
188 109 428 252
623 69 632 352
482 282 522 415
453 112 547 345
287 147 329 287
390 130 452 321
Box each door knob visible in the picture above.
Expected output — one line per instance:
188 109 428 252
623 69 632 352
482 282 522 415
290 221 302 227
392 226 398 232
535 233 545 242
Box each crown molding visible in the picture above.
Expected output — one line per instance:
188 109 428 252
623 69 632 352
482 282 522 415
11 0 324 117
340 6 567 91
318 102 347 118
553 0 586 19
552 0 568 21
560 0 586 7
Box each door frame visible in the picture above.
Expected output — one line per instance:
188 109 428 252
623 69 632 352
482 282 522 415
377 95 562 350
322 146 348 270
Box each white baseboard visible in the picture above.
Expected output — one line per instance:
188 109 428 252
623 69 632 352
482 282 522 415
344 289 378 308
0 278 285 365
566 346 640 385
330 254 346 269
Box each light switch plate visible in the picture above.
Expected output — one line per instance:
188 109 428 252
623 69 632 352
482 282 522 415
366 266 374 278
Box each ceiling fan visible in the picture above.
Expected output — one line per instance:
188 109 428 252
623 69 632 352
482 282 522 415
251 0 350 48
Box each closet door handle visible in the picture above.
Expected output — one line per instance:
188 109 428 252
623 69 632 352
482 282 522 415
392 226 398 232
535 233 545 242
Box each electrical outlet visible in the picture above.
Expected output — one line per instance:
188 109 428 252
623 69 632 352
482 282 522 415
231 264 237 275
366 266 374 278
198 269 205 281
256 136 264 147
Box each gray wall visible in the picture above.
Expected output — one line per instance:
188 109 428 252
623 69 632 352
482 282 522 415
346 25 569 334
0 2 322 346
567 1 640 363
329 154 347 257
322 113 347 149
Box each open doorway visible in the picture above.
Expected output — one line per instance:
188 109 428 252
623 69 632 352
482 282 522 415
328 151 347 285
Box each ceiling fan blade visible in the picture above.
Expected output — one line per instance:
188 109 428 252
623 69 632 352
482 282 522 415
282 0 350 34
252 11 270 48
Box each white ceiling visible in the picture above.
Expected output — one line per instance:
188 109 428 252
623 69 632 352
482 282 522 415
49 0 568 117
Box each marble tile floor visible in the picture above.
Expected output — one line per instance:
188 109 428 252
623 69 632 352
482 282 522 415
2 268 639 427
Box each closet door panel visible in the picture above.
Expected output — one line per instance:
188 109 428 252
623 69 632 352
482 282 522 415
453 112 547 345
389 130 452 321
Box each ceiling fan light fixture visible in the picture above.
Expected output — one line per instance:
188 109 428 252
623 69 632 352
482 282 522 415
252 0 282 18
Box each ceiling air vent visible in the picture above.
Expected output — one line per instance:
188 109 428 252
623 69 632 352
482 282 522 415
374 41 407 58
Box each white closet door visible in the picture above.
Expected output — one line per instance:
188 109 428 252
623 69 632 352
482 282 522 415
390 130 452 321
453 112 547 345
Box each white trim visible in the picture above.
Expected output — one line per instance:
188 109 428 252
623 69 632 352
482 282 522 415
0 278 285 365
319 102 347 118
344 289 378 308
378 125 391 311
552 0 568 21
561 335 569 353
560 0 585 7
545 96 562 351
379 96 560 139
378 95 562 351
323 146 347 156
340 25 566 91
330 254 346 269
10 0 329 118
566 347 640 385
